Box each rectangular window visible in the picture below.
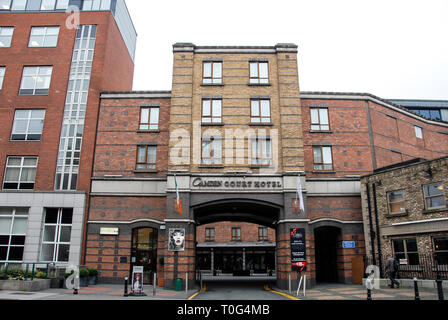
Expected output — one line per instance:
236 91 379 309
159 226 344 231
136 145 157 170
232 227 241 241
40 0 56 10
11 0 26 10
40 208 72 262
205 228 215 242
0 208 28 262
313 146 333 171
387 190 406 214
11 109 45 141
393 238 419 265
19 66 52 95
139 107 159 130
249 61 269 84
55 0 69 10
29 26 59 47
201 136 222 165
0 0 12 10
310 108 330 131
202 98 222 123
251 137 272 166
3 156 38 190
251 99 271 123
0 67 4 91
258 227 268 241
202 61 222 84
0 27 14 47
434 237 448 265
423 182 446 210
415 126 423 139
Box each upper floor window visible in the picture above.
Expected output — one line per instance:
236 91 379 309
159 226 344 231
258 227 268 241
11 109 45 141
19 66 53 95
423 182 445 210
0 27 14 47
387 190 406 214
0 208 28 262
310 108 330 131
251 99 271 123
205 227 215 242
202 61 222 84
232 227 241 241
0 67 5 91
414 126 423 139
202 136 222 165
312 146 333 171
136 145 157 170
251 137 272 166
249 61 269 84
202 98 222 123
0 0 11 10
139 106 159 130
40 0 69 10
29 26 59 47
3 156 38 190
82 0 111 10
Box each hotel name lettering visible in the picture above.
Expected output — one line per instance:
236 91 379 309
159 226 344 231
192 177 282 189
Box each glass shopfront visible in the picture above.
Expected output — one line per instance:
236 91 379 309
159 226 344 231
130 227 157 284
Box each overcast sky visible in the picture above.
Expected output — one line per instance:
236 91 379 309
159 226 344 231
125 0 448 100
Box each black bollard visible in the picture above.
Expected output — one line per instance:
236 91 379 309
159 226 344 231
436 273 444 301
413 277 420 300
367 288 372 300
124 276 129 297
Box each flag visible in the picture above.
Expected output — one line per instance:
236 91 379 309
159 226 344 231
295 175 305 214
174 174 183 215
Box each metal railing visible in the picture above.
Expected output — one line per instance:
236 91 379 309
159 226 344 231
1 262 54 281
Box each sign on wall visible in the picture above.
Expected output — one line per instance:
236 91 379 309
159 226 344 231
290 228 307 271
168 228 186 251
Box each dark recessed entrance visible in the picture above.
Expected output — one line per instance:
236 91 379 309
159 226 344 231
130 227 158 284
314 226 341 283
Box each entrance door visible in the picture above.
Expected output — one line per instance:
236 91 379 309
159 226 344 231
314 227 340 283
130 228 158 284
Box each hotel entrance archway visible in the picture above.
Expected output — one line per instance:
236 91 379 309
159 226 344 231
314 226 341 283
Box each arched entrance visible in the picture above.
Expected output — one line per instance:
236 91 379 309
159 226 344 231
130 227 158 284
314 226 341 283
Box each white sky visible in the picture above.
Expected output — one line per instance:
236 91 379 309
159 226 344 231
125 0 448 100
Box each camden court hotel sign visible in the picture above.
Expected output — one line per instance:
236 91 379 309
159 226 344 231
191 176 283 192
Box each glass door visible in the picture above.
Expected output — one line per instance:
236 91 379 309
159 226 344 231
130 228 158 284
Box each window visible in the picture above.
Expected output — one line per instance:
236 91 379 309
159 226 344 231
249 61 269 84
232 227 241 241
205 228 215 242
201 136 222 165
0 67 4 91
136 145 157 170
0 27 14 47
251 99 271 123
0 208 28 262
387 190 406 214
313 146 333 171
0 0 11 10
310 108 330 131
202 61 222 84
251 137 272 166
139 107 159 130
3 156 37 190
434 237 448 265
423 182 445 210
40 208 72 262
202 98 222 123
415 126 423 139
19 66 52 95
258 227 268 241
29 26 59 47
11 0 26 10
11 109 45 141
82 0 112 11
393 238 419 265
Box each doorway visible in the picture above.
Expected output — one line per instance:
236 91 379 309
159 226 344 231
130 227 158 284
314 226 341 283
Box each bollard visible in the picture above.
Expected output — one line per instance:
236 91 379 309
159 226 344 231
186 272 188 294
436 276 444 301
288 274 291 294
413 277 420 300
123 276 129 297
73 274 79 295
367 288 372 300
153 273 156 296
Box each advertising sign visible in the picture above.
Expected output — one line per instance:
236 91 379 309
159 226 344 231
132 266 144 292
168 228 186 251
290 228 307 271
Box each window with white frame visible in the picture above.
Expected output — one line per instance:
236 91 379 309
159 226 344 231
202 98 222 123
0 27 14 47
387 190 406 214
3 156 38 190
139 106 159 130
310 108 330 131
251 136 272 166
312 146 333 171
40 0 69 10
11 109 45 141
136 145 157 170
40 208 72 262
251 99 271 123
82 0 111 11
19 66 53 95
249 61 269 84
0 208 28 262
202 61 222 84
201 136 222 165
414 126 423 139
423 182 446 210
11 0 26 10
0 67 5 91
29 26 59 47
0 0 12 10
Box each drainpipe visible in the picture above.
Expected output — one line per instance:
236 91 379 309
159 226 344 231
372 182 383 278
365 183 376 266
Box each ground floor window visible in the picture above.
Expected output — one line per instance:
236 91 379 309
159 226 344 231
392 238 419 265
0 208 28 262
40 208 73 262
434 237 448 265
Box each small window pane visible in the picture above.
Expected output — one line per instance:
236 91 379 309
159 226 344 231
0 217 12 234
41 244 54 261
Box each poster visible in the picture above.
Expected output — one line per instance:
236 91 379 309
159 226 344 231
132 266 144 292
168 228 185 251
290 228 307 271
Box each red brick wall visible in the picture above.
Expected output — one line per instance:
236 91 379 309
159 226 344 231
196 222 276 243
